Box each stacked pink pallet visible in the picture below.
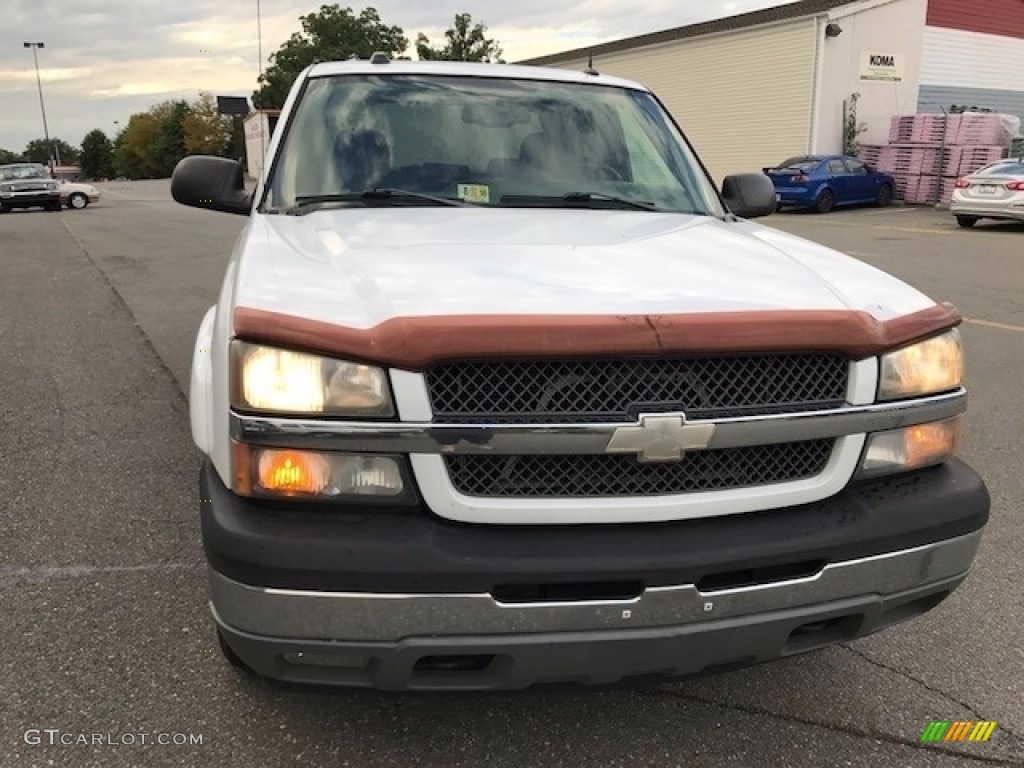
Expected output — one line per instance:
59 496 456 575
940 177 958 206
887 114 959 144
943 145 1005 176
921 177 960 207
863 114 1013 205
875 144 941 176
887 172 912 200
903 175 940 205
955 113 1015 145
858 144 884 166
912 169 997 206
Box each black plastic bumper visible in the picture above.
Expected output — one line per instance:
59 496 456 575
1 193 59 209
200 458 989 594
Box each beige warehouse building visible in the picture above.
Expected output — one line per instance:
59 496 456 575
523 0 1024 182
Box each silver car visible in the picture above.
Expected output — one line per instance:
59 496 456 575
0 163 61 212
951 158 1024 228
58 179 101 210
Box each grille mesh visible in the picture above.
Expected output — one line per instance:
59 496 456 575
444 441 834 498
426 355 848 423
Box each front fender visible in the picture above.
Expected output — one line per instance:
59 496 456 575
190 306 217 453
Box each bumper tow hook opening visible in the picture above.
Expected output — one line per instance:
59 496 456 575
697 560 825 592
413 654 496 673
491 580 645 604
784 613 863 654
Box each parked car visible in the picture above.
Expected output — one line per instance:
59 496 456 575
170 58 987 690
58 179 101 210
766 155 894 213
951 159 1024 228
0 162 61 212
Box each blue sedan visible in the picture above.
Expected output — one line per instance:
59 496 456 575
765 155 895 213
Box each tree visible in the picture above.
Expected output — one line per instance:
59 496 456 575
253 5 408 109
23 138 79 166
183 92 233 156
416 13 503 62
79 129 114 179
150 100 190 177
0 148 24 164
113 113 160 178
843 92 867 157
112 94 233 179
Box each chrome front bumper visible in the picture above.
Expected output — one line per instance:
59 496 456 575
211 530 981 689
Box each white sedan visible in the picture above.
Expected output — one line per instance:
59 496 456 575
58 179 101 210
951 159 1024 228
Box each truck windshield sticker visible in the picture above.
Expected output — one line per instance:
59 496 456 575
457 184 490 204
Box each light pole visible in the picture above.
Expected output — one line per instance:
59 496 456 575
257 0 263 79
23 41 61 169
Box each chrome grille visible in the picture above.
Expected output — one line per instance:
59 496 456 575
425 355 848 423
444 440 833 498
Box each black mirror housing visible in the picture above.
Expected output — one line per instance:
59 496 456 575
171 156 251 216
721 173 777 219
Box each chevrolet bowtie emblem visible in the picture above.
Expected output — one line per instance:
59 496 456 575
605 414 715 463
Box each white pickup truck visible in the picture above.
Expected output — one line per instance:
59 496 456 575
172 58 988 690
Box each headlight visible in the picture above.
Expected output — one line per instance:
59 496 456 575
0 184 12 193
46 182 57 191
230 341 394 417
858 416 961 478
878 329 963 400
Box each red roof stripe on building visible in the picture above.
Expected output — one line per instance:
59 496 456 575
927 0 1024 41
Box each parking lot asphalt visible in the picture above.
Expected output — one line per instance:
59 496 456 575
3 183 1022 767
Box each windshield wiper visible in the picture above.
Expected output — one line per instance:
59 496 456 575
501 192 659 212
286 188 471 214
562 192 659 211
363 188 472 207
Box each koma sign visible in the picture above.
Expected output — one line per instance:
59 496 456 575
860 51 904 82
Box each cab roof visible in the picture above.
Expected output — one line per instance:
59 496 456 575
306 59 649 92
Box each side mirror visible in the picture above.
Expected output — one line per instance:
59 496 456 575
721 172 777 219
171 156 251 216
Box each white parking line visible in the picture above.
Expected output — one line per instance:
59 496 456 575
791 217 956 235
854 207 920 216
874 225 954 235
964 317 1024 334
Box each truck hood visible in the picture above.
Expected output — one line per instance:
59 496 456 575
234 208 934 329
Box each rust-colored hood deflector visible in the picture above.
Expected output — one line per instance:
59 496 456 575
232 304 961 369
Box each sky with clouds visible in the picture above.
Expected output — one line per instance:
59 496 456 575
1 0 797 153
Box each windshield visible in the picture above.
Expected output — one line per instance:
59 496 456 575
265 74 724 216
0 164 49 181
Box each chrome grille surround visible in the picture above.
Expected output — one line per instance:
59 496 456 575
425 354 846 497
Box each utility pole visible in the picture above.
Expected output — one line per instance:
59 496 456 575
23 42 61 170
